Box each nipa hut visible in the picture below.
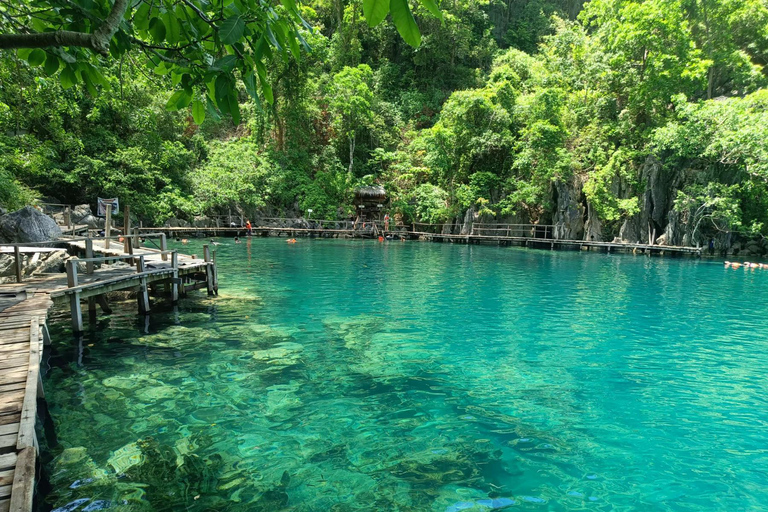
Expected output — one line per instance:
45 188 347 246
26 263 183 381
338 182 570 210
354 186 387 223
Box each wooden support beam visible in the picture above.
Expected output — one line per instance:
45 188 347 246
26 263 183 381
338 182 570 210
8 446 35 512
96 294 112 314
17 317 39 452
123 205 130 236
136 256 150 315
104 205 111 250
203 245 214 296
160 233 168 261
85 238 94 274
87 297 97 321
13 246 21 283
171 252 179 303
212 250 218 294
66 260 82 334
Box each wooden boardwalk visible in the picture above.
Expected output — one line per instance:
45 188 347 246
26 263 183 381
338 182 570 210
0 237 218 511
139 221 703 256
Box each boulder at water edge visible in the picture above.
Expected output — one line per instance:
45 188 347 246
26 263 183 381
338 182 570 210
0 206 62 243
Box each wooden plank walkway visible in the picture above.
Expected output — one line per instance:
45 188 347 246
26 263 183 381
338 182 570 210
0 238 218 512
426 233 702 255
138 221 703 256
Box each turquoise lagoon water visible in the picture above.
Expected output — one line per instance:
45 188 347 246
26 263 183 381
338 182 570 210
41 239 768 511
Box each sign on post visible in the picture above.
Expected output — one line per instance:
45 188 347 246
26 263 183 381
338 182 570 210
97 198 119 217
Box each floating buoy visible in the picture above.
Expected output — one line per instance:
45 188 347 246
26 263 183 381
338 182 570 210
378 236 384 242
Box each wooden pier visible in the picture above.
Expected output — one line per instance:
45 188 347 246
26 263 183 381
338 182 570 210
0 235 218 511
141 220 702 256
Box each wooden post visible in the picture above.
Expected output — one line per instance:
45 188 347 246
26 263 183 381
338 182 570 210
212 249 219 294
13 245 22 283
123 205 130 236
137 255 150 314
171 251 179 303
88 297 97 321
66 260 83 333
124 234 131 254
65 206 72 231
160 233 168 261
85 238 94 274
134 227 141 249
203 244 214 295
104 204 111 249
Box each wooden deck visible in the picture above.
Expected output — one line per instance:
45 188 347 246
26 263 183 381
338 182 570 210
0 238 218 512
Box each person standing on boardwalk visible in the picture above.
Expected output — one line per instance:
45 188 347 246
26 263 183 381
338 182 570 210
246 220 252 236
384 213 390 232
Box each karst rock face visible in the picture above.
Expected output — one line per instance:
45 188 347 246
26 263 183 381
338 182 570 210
0 206 62 243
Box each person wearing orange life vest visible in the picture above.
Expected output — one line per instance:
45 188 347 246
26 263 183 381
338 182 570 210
246 220 252 236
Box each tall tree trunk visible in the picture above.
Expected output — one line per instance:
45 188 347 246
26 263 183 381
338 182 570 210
348 134 356 175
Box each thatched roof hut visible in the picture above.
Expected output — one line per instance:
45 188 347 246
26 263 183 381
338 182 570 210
354 186 386 204
354 186 387 221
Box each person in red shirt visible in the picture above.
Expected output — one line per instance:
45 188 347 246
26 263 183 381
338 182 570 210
246 220 252 236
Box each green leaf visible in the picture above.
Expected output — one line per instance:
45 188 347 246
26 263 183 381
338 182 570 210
166 90 186 111
214 74 231 111
83 64 109 88
43 54 60 76
80 68 98 96
27 49 46 67
390 0 421 47
417 0 442 22
288 32 300 60
192 99 206 124
60 65 77 89
206 96 222 122
219 15 245 45
134 2 151 30
149 17 166 43
163 11 181 44
166 90 192 110
228 94 241 125
280 0 298 13
362 0 390 27
213 55 237 72
243 71 258 101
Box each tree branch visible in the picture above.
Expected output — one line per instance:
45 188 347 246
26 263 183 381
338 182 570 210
0 0 130 56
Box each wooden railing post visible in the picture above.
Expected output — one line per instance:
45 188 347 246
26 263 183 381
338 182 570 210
171 251 179 303
85 238 94 274
203 244 214 295
104 205 111 249
160 233 168 261
136 255 150 315
134 227 141 249
14 245 22 283
123 205 130 236
212 249 218 294
66 260 83 333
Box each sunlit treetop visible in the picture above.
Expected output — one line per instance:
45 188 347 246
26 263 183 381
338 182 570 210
0 0 441 124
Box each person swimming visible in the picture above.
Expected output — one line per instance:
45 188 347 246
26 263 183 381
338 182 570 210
287 238 297 243
234 236 241 244
210 238 220 246
181 239 189 244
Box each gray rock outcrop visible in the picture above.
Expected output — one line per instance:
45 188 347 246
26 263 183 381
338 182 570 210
0 206 62 243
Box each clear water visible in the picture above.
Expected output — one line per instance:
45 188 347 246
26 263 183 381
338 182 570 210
41 239 768 512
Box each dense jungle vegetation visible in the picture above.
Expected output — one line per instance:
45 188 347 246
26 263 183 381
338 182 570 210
1 0 767 245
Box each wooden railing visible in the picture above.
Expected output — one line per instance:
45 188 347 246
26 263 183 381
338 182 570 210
65 250 179 332
470 223 555 239
1 233 169 284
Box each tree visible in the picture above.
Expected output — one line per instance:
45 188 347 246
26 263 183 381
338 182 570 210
0 0 441 124
327 64 375 175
